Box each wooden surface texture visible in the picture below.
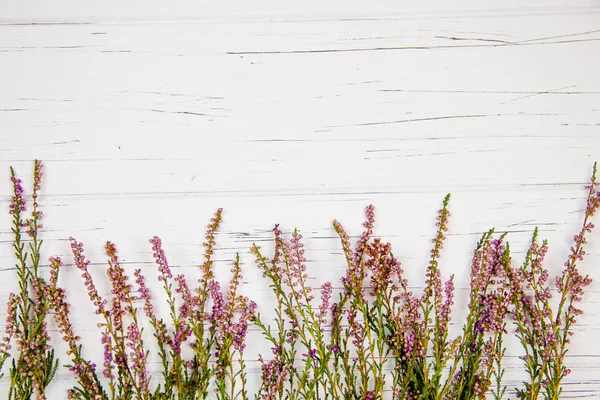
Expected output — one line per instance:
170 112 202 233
1 1 600 397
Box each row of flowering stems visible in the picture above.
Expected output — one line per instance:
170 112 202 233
0 160 598 400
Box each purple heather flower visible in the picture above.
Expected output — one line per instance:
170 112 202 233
105 242 133 302
134 269 154 318
70 237 107 314
101 331 114 380
0 293 17 358
439 277 455 338
388 293 423 359
337 206 377 300
126 322 148 392
28 160 44 233
329 302 340 334
175 274 197 319
209 279 234 351
281 229 314 304
32 159 43 191
134 269 171 347
356 204 375 258
48 256 62 289
317 282 332 324
225 254 244 314
332 219 355 269
9 173 26 215
233 300 256 352
404 331 416 360
346 308 365 348
553 170 599 301
3 292 17 338
259 357 289 399
201 208 223 282
470 237 510 334
271 224 284 271
334 205 375 299
209 280 225 325
105 242 134 334
556 229 594 303
302 348 317 360
171 325 192 355
365 238 403 296
150 236 172 281
423 196 450 317
47 283 81 353
285 329 298 344
68 362 102 398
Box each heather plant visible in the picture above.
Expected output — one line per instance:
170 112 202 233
439 229 511 400
46 255 107 399
0 160 58 400
251 226 340 399
507 162 600 400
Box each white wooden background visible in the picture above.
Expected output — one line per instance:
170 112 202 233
1 1 600 398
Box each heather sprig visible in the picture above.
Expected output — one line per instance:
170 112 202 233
330 205 383 399
0 293 17 376
421 194 454 384
1 161 59 400
213 254 257 400
172 210 256 400
440 230 511 400
252 227 298 399
46 257 107 400
252 225 340 399
147 235 187 396
509 162 600 400
66 238 147 399
332 203 432 399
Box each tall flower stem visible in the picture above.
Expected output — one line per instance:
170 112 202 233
4 161 58 400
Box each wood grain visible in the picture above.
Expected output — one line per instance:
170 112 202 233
1 1 599 397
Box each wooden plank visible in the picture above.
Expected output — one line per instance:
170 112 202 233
1 2 599 397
